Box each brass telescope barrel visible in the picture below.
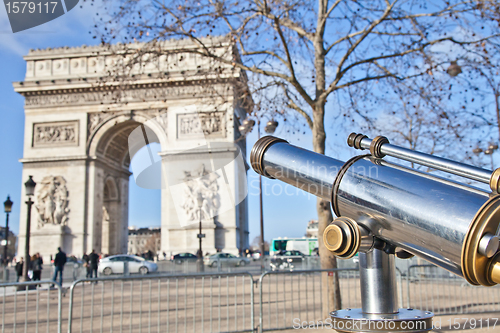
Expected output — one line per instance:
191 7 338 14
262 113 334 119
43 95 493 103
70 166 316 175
251 136 500 287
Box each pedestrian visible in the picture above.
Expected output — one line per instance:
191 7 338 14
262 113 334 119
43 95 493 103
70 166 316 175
29 255 36 280
15 257 23 282
32 253 43 283
52 247 67 286
89 249 99 280
82 252 91 278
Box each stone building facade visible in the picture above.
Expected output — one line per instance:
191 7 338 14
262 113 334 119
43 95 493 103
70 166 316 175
305 219 318 238
127 227 161 256
13 39 250 260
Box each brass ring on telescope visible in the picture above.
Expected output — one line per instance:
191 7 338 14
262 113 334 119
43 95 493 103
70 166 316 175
331 155 371 217
347 133 367 150
369 136 390 158
490 168 500 193
250 136 288 179
462 195 500 286
323 217 361 259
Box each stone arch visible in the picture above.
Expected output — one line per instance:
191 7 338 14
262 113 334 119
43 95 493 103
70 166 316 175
88 112 168 159
86 111 167 255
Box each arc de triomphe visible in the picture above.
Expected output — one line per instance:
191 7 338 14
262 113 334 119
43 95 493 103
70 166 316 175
13 40 250 260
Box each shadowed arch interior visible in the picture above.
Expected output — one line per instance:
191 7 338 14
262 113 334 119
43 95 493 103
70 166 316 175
96 120 160 169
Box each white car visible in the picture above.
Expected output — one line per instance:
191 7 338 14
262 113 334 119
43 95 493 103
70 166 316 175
98 255 158 275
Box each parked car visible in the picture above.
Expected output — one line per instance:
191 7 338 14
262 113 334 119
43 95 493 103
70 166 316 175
204 253 250 267
171 253 198 264
270 250 306 271
98 255 158 275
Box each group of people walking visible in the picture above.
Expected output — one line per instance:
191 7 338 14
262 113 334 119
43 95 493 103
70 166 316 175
13 248 101 287
14 253 43 282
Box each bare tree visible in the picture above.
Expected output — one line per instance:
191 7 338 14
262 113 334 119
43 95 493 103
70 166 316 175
96 0 500 315
250 236 269 252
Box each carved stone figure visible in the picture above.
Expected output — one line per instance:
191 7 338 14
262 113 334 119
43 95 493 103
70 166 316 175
102 206 110 223
153 109 168 131
35 176 70 228
181 164 221 222
88 113 105 135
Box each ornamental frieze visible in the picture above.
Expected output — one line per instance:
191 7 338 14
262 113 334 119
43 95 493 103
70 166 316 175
33 121 78 147
25 85 207 107
177 111 225 138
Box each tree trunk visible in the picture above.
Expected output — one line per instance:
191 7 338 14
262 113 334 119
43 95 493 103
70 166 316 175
313 0 342 318
312 103 342 318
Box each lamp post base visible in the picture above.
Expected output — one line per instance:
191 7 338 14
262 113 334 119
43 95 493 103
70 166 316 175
197 258 205 273
17 276 36 291
2 266 8 283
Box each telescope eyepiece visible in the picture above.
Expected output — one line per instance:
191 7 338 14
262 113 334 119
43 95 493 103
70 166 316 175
250 136 288 178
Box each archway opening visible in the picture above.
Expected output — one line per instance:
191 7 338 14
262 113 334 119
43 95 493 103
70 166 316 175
128 143 162 255
91 119 162 256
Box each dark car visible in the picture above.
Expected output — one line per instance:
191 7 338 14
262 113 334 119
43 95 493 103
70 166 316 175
171 253 198 264
270 250 306 271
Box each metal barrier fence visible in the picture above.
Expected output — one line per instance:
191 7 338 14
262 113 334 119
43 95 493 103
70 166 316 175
0 280 62 333
406 264 500 315
67 272 254 333
2 266 500 332
258 269 360 332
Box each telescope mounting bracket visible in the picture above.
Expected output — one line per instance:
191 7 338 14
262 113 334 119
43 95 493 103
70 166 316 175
330 248 434 333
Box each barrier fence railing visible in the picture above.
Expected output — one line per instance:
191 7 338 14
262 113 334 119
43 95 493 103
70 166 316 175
2 266 500 332
258 269 359 332
67 272 254 333
406 264 500 315
0 280 63 333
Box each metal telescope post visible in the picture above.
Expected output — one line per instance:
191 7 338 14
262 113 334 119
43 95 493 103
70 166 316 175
331 248 433 332
322 215 433 332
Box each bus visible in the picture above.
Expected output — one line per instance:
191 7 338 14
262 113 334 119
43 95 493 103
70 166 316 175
270 237 318 256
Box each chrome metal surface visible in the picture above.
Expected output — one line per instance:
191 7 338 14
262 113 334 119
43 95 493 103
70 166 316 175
359 249 398 314
358 224 375 253
478 233 499 258
261 142 343 200
254 140 491 276
359 137 492 183
337 157 489 276
330 308 433 332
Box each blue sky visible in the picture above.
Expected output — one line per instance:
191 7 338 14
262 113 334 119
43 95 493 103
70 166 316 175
0 2 333 244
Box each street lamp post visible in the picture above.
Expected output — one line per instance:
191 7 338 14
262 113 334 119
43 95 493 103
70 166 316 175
20 176 36 284
3 196 13 282
197 192 204 272
239 117 278 272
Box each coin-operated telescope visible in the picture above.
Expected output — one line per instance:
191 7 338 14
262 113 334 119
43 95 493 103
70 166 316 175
251 134 500 333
